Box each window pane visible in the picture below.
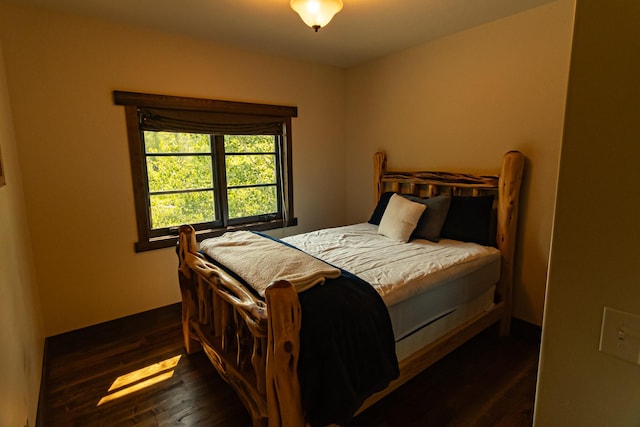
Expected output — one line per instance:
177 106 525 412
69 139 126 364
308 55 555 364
224 135 275 153
226 154 276 187
150 191 215 229
144 131 210 153
147 155 213 192
227 186 277 219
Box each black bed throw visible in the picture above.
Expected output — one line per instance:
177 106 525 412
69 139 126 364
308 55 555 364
297 269 399 426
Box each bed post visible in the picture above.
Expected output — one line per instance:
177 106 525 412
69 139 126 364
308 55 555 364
373 151 387 204
496 151 525 336
265 281 304 427
177 225 203 354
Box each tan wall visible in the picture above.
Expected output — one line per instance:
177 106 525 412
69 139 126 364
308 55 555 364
0 3 347 336
534 1 640 424
344 0 575 325
0 29 44 427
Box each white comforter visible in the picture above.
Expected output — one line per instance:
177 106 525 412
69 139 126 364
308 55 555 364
282 223 500 307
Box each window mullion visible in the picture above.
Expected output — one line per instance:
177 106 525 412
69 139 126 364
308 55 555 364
213 135 229 226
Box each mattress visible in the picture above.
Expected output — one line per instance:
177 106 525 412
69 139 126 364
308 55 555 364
282 222 501 360
392 286 495 361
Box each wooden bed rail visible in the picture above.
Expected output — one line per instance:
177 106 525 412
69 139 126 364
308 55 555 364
374 153 501 201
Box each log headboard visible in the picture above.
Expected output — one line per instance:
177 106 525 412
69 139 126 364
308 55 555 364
373 151 525 335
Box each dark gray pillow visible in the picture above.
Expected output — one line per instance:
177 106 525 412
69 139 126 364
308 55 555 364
403 195 452 242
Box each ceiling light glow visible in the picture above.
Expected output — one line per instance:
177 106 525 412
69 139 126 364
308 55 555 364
290 0 343 32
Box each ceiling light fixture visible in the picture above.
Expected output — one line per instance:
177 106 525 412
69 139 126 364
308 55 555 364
290 0 343 32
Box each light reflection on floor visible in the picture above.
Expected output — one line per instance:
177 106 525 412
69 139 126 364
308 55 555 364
97 355 182 406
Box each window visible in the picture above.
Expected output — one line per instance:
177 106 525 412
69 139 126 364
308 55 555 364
114 91 297 252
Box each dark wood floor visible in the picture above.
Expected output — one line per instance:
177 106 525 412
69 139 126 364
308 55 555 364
40 303 540 427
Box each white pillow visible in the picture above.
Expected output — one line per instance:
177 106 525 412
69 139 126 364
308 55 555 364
378 193 426 242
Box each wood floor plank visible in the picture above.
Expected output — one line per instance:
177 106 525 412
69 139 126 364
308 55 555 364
41 303 540 427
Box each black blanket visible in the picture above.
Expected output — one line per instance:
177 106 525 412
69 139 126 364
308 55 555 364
200 233 399 426
298 268 399 426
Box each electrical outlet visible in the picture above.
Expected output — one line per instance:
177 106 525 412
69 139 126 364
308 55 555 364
599 306 640 364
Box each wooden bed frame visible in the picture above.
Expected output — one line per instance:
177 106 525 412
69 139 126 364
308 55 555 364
177 150 524 427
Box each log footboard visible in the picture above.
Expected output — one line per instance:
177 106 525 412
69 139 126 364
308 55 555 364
177 225 302 427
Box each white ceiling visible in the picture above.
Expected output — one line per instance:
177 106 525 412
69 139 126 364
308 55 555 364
7 0 555 68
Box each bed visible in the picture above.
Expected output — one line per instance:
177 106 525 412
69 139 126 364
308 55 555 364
176 150 524 427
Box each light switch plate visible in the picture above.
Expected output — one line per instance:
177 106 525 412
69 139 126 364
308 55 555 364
599 306 640 364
